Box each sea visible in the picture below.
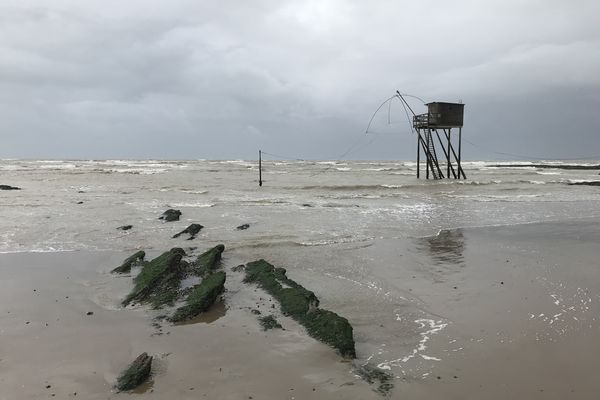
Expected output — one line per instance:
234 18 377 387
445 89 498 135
1 159 600 396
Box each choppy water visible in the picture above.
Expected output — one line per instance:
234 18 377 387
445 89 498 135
1 159 599 253
2 159 600 394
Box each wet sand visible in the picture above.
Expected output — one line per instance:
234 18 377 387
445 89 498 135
1 219 599 399
0 251 378 400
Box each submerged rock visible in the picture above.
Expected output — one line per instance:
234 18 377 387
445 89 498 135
112 251 145 274
117 225 133 231
173 223 203 240
244 259 356 358
159 209 181 222
258 315 282 330
355 364 394 396
116 352 153 391
236 223 250 230
0 185 21 190
192 244 225 276
122 248 187 308
170 271 226 323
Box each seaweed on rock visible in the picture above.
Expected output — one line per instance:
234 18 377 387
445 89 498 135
244 259 356 358
122 248 187 308
192 244 225 277
258 315 282 330
111 250 145 274
170 271 226 322
116 352 153 391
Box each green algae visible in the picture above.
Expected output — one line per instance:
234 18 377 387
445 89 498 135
111 250 145 274
122 248 186 308
244 259 356 358
192 244 225 276
170 271 226 323
116 352 153 392
258 315 282 330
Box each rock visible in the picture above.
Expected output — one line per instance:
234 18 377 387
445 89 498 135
116 352 153 391
122 248 187 308
355 364 394 396
258 315 282 330
236 223 250 230
170 271 226 323
173 223 204 240
76 201 84 204
0 185 20 190
231 264 245 272
569 181 600 186
159 209 181 222
117 225 133 231
244 259 356 358
192 244 225 276
86 311 94 316
111 251 146 274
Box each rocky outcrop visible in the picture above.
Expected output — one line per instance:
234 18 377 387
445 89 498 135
173 223 203 240
111 250 145 274
0 185 20 190
244 259 356 358
170 271 226 323
116 352 153 391
192 244 224 276
159 209 181 222
122 248 187 308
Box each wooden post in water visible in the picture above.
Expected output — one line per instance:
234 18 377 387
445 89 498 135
258 150 263 186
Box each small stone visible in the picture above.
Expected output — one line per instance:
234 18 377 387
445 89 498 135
86 311 94 316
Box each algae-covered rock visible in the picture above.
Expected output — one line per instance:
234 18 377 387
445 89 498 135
244 259 355 358
192 244 225 276
355 364 394 396
302 309 355 358
159 209 181 222
170 271 226 322
173 223 203 239
259 315 282 330
122 248 187 308
111 250 145 274
116 352 153 391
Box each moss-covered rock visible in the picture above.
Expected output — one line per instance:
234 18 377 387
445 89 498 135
172 223 203 240
244 259 355 358
302 309 355 358
111 250 145 274
122 248 187 308
258 315 282 330
192 244 225 276
170 271 226 322
116 352 153 391
159 209 181 222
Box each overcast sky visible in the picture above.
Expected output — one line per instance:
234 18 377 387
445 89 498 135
1 0 599 160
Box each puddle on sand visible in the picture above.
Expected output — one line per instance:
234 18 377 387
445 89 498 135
174 299 227 326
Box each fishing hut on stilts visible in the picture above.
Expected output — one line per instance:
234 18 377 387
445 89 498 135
397 91 466 179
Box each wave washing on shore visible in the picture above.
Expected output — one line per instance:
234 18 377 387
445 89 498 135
1 159 600 398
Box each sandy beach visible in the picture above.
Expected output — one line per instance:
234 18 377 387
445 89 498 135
1 218 599 399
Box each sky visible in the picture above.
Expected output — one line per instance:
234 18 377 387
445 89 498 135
1 0 599 160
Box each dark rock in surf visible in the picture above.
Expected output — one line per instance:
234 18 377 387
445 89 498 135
112 251 145 274
116 352 153 391
0 185 21 190
173 223 203 240
159 209 181 222
568 181 600 186
244 259 356 358
236 223 250 230
117 225 133 231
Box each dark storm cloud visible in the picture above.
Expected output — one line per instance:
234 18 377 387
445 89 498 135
1 0 599 160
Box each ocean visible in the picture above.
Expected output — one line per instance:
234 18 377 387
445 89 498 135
1 159 600 398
